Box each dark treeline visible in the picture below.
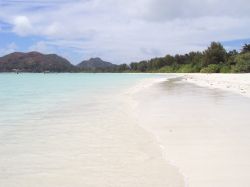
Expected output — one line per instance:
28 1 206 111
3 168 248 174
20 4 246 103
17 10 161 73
110 42 250 73
76 64 130 73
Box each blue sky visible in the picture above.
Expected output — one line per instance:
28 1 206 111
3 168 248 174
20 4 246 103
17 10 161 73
0 0 250 64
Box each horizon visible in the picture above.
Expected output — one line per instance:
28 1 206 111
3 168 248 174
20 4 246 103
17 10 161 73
1 0 250 65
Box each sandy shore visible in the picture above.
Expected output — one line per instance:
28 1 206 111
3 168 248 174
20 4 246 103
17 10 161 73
182 73 250 97
133 75 250 187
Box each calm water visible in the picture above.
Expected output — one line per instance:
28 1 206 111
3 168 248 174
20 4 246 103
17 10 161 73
0 73 184 187
2 73 249 187
0 73 160 124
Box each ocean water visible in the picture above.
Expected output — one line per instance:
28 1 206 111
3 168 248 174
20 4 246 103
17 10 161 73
2 73 249 187
0 73 169 128
0 73 184 187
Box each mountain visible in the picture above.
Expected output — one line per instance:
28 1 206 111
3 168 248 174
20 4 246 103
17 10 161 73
77 57 117 71
0 52 75 72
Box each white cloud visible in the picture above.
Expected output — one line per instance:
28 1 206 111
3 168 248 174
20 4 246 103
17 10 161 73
12 16 33 36
130 0 250 21
0 0 250 63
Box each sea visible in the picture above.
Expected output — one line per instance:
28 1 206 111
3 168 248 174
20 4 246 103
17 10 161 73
1 73 250 187
0 73 184 187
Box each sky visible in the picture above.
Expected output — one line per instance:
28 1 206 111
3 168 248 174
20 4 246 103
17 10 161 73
0 0 250 64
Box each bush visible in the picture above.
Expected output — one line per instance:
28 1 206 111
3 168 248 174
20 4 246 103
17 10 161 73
200 64 220 73
219 65 231 73
176 64 200 73
158 65 177 73
232 52 250 73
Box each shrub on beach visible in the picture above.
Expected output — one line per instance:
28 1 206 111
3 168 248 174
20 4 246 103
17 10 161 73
158 65 177 73
232 52 250 73
219 66 231 73
200 64 220 73
177 64 200 73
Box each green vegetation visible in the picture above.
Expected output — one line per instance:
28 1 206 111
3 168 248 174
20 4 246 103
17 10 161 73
232 52 250 73
112 42 250 73
200 64 220 73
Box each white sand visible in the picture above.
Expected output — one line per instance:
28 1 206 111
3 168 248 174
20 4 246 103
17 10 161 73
182 73 250 97
132 75 250 187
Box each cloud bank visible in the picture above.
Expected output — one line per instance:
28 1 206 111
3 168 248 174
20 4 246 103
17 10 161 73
0 0 250 64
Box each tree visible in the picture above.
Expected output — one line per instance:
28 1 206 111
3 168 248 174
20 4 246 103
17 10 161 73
204 42 227 66
130 62 138 71
242 44 250 53
163 55 175 66
137 61 148 72
228 50 238 56
233 52 250 73
150 58 167 70
117 64 130 72
174 54 187 65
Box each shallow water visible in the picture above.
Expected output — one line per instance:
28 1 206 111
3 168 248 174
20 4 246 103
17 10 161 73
0 73 184 187
135 78 250 187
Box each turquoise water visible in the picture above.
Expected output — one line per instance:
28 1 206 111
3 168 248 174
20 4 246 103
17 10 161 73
0 73 163 126
0 73 185 187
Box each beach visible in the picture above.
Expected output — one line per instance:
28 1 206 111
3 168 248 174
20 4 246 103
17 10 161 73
0 73 250 187
133 73 250 187
182 73 250 98
1 0 249 186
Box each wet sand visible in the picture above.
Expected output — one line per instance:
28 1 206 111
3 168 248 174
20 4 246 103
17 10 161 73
133 76 250 187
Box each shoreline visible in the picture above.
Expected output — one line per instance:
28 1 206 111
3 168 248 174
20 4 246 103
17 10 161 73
0 74 186 187
1 73 249 187
133 74 250 187
126 76 188 187
181 73 250 98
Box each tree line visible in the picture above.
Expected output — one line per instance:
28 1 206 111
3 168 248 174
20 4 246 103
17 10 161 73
110 42 250 73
